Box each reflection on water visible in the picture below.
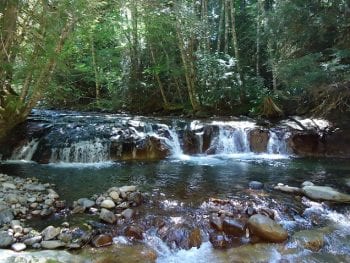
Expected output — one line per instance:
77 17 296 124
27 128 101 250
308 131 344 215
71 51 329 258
1 156 350 204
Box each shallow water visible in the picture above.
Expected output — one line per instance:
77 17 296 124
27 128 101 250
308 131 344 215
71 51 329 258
1 156 349 204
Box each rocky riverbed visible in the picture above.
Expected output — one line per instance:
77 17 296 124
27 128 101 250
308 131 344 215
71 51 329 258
1 171 350 262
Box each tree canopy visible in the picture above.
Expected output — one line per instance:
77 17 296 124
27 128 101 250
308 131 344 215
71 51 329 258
1 0 350 140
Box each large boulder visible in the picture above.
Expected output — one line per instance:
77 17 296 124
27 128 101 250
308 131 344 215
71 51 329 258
302 185 350 203
247 214 288 243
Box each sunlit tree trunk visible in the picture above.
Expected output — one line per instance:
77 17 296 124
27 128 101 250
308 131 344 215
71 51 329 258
229 0 244 101
90 34 100 105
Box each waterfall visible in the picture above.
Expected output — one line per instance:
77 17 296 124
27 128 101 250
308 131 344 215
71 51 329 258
213 125 252 154
11 139 39 161
50 139 110 163
165 128 183 157
267 131 290 155
196 131 204 153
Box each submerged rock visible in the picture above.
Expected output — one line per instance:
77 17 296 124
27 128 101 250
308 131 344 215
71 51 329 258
91 234 113 248
248 181 264 190
222 219 245 237
302 185 350 203
247 214 288 243
291 228 327 252
125 225 144 240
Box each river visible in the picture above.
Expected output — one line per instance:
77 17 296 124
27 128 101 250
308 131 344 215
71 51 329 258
0 110 349 262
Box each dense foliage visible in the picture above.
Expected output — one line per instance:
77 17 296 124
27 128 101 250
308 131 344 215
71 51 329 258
1 0 350 139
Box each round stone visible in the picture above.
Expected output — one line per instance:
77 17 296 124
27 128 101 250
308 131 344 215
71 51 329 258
11 243 26 252
100 200 115 209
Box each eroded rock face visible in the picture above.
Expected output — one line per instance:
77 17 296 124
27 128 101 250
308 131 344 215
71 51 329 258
111 136 170 161
249 129 269 153
247 214 288 243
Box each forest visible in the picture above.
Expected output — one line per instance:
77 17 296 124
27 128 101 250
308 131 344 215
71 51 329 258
1 0 349 141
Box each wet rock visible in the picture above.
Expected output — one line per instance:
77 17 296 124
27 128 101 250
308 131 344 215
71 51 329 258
274 184 302 194
121 208 134 220
188 228 202 249
249 129 269 153
291 229 325 251
0 231 13 247
41 240 66 249
257 207 276 220
72 205 86 214
248 181 264 190
222 219 245 237
301 181 314 187
99 208 117 224
23 236 42 246
100 200 116 209
77 198 95 208
209 232 234 249
247 214 288 243
58 231 73 243
302 185 350 203
125 225 144 240
91 234 113 247
161 225 202 250
42 226 61 241
210 215 223 231
128 192 143 206
11 243 26 252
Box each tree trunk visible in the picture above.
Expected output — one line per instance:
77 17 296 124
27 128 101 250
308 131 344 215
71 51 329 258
217 0 225 52
150 46 169 107
224 0 229 54
90 33 100 105
175 24 200 111
229 0 245 100
201 0 210 51
0 0 19 95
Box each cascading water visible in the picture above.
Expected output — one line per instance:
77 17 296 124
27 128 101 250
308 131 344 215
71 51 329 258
209 121 255 155
49 139 110 163
267 131 290 155
10 139 40 161
163 127 183 158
